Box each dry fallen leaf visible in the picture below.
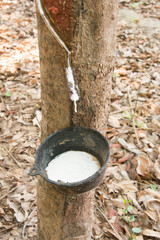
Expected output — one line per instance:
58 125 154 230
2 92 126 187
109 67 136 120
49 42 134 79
108 208 117 218
154 160 160 180
136 154 154 179
144 209 158 222
7 199 25 223
114 68 127 76
136 236 144 240
139 189 160 201
111 198 125 209
105 166 119 177
114 180 138 193
138 189 160 222
108 115 121 128
32 109 42 128
118 138 141 154
142 229 160 238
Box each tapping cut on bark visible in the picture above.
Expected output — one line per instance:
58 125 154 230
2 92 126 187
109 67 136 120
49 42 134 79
38 0 74 47
36 0 79 112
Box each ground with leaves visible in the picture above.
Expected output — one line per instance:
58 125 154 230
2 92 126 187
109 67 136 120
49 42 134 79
0 0 160 239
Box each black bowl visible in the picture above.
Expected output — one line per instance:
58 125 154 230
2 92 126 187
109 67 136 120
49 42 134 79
29 127 110 194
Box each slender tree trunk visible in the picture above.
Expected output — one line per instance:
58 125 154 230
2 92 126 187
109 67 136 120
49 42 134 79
36 0 119 239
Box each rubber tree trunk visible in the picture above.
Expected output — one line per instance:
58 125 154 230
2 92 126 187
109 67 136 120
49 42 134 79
36 0 119 239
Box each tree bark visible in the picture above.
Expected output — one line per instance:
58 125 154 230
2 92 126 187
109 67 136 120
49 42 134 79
71 0 119 135
36 0 119 239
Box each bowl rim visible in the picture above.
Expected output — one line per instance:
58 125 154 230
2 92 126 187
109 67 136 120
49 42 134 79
34 126 110 187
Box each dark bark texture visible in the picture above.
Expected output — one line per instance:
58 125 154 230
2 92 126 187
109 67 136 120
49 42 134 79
37 176 94 240
71 0 119 135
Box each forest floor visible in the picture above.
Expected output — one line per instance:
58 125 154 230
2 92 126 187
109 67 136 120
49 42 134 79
0 0 160 239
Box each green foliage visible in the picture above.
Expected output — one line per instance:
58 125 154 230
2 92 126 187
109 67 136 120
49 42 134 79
122 111 149 131
113 73 120 78
130 215 135 222
131 17 139 23
123 110 133 119
5 92 12 97
121 198 142 240
150 184 157 191
135 119 149 129
132 227 142 234
131 2 140 9
131 1 149 9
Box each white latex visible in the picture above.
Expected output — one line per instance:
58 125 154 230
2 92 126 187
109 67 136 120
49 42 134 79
66 66 79 112
46 151 101 183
